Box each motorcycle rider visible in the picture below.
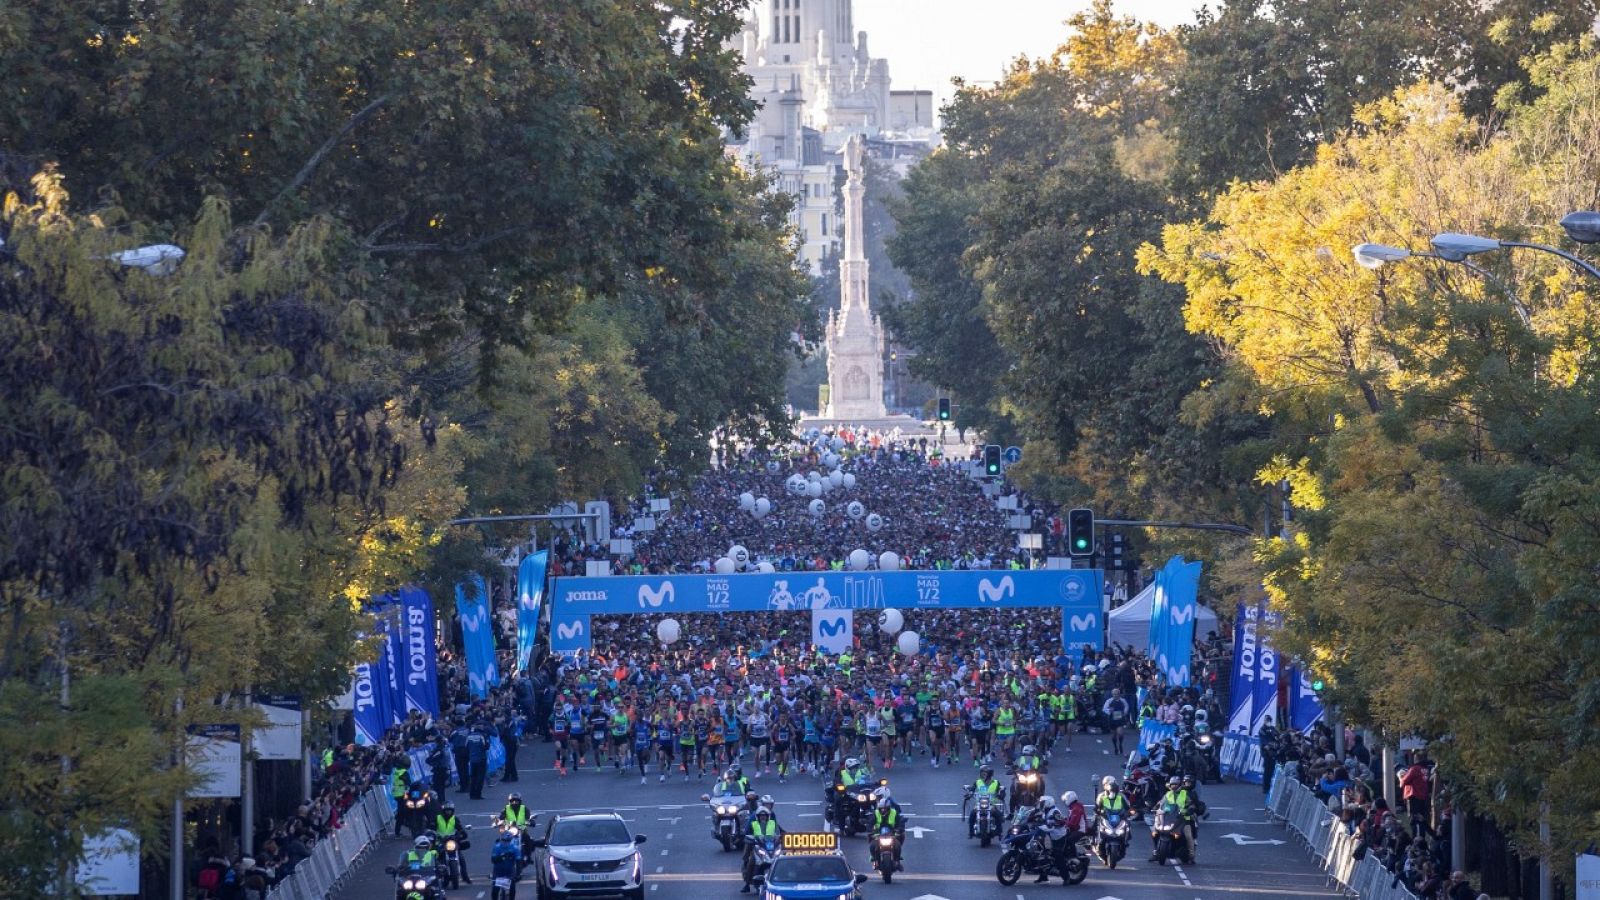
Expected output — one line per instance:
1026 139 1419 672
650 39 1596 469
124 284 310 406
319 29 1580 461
389 756 412 837
1033 795 1069 883
711 770 741 799
968 764 1004 836
1096 776 1129 821
1181 774 1207 841
490 829 522 897
435 800 472 884
871 787 905 868
1150 777 1198 862
398 834 438 874
740 806 783 893
1015 744 1044 773
725 764 751 796
501 792 532 830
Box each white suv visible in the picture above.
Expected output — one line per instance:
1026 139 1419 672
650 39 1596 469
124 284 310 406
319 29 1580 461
532 812 647 900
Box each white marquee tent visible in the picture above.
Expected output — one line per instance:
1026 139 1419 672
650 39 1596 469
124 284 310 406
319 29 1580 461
1106 582 1219 652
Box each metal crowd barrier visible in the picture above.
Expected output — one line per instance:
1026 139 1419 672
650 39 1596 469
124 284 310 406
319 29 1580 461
1262 765 1422 900
265 786 394 900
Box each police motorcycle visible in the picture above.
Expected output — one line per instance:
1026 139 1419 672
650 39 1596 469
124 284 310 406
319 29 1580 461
962 777 1006 847
1190 710 1223 783
1150 799 1194 866
493 809 538 862
1009 758 1045 810
743 829 782 887
1091 784 1130 870
701 787 747 851
750 832 868 900
438 828 470 889
399 784 438 839
994 803 1089 886
1122 753 1159 820
386 836 446 900
871 824 902 884
824 761 882 837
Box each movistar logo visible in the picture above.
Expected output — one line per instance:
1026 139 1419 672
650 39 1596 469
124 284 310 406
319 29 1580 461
977 576 1015 603
1170 605 1195 626
459 604 486 635
817 616 850 638
556 620 586 640
638 582 674 608
1069 613 1097 632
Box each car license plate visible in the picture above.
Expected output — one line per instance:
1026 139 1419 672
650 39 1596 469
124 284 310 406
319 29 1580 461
495 878 512 889
574 872 612 882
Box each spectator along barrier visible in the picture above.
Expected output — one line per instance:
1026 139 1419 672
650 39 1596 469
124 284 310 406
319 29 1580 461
265 786 393 900
1266 765 1421 900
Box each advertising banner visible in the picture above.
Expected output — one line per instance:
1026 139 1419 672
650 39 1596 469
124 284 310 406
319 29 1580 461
398 586 440 718
550 613 591 658
378 602 407 729
78 829 140 895
455 575 498 699
1220 732 1264 784
254 694 302 761
516 551 550 673
1147 556 1202 687
1288 665 1325 733
186 724 242 798
1227 602 1256 735
811 608 853 654
1251 603 1282 735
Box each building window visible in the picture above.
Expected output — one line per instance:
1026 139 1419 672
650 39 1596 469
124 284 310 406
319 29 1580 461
782 14 789 43
821 213 828 236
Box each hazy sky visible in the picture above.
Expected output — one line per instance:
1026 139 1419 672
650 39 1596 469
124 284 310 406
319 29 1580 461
853 0 1199 110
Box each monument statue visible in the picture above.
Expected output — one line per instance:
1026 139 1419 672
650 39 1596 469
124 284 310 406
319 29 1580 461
823 134 886 419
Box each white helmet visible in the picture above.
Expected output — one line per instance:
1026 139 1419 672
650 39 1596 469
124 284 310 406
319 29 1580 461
872 785 892 802
1062 791 1079 806
1038 795 1057 810
1101 776 1118 791
1195 709 1210 724
845 757 861 769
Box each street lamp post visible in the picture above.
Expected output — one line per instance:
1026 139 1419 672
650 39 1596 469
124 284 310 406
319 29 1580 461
1431 218 1600 282
1352 242 1532 324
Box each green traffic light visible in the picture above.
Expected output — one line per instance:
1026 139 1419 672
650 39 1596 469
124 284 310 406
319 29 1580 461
1312 679 1326 692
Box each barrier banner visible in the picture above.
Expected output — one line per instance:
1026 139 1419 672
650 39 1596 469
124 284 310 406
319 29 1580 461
1147 556 1202 686
1288 665 1325 733
455 575 498 699
1228 603 1256 734
1251 602 1282 735
516 551 550 673
1138 721 1176 751
811 608 853 654
254 694 302 761
551 569 1103 657
1220 732 1264 784
399 586 440 717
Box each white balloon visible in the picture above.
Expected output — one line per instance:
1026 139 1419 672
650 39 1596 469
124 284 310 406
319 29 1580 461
657 618 682 645
842 473 857 490
828 469 844 487
729 545 749 568
896 630 920 655
846 500 865 519
786 474 807 495
738 492 755 511
822 452 839 468
879 608 905 635
865 513 884 532
878 551 901 571
808 498 826 516
754 497 771 518
807 470 822 482
805 481 823 499
756 561 776 574
848 548 871 570
831 437 845 451
714 557 736 574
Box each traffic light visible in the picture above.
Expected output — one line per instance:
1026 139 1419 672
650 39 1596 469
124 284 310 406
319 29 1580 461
1311 677 1327 694
937 397 951 421
1108 531 1125 570
1067 508 1094 557
983 444 1002 477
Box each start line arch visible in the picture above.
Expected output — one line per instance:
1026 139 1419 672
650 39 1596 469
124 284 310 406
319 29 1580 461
547 568 1105 658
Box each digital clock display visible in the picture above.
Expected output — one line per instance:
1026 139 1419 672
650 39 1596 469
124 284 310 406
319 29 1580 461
780 832 839 853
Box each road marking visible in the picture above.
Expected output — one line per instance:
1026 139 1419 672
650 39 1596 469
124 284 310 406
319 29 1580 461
797 813 822 817
658 817 681 824
934 802 958 807
661 805 682 810
660 849 669 856
650 885 658 892
1220 832 1285 846
907 825 935 838
666 833 673 840
655 866 664 873
648 872 1325 892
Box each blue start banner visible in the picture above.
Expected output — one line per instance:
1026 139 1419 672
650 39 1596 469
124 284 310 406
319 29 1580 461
1288 665 1325 733
1228 602 1256 734
1220 732 1264 784
548 569 1104 657
398 587 440 718
1250 603 1282 736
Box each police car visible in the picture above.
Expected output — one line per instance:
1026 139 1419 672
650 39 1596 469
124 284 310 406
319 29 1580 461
755 833 868 900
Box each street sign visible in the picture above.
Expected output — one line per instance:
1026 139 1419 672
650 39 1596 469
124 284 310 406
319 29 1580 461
1219 832 1285 846
1003 446 1022 464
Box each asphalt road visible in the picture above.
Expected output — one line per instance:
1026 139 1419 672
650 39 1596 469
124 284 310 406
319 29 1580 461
335 734 1337 900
